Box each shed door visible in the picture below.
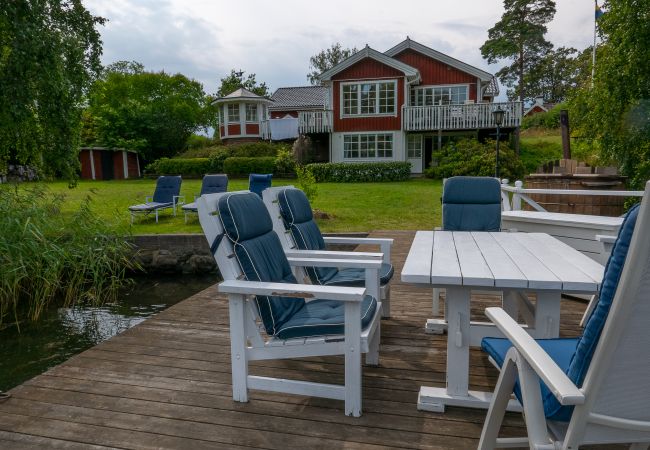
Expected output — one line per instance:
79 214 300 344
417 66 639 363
406 135 423 173
101 151 114 180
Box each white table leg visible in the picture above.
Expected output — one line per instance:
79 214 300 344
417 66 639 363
532 291 561 339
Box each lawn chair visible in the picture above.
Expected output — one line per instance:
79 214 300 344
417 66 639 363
262 186 394 318
248 173 272 198
181 174 228 223
431 176 502 332
128 176 184 224
478 181 650 449
196 190 382 417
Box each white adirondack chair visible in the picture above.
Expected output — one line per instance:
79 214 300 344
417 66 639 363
262 186 394 317
197 191 382 417
479 181 650 449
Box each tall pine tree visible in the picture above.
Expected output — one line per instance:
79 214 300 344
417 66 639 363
480 0 556 101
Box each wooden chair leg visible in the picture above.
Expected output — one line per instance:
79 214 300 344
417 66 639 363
381 285 391 319
229 295 249 402
479 352 518 450
365 320 380 366
344 302 362 417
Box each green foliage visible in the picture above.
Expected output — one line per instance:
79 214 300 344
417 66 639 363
0 185 137 324
306 162 411 182
307 43 358 85
84 62 212 162
230 142 282 157
208 149 231 172
216 70 269 97
525 47 582 103
295 165 318 202
275 148 297 175
186 134 220 150
481 0 556 101
223 157 276 177
144 158 212 176
569 0 650 189
519 135 562 172
425 138 526 180
0 0 104 180
521 104 564 129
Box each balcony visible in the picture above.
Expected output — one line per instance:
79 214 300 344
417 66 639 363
298 110 333 134
403 101 523 132
259 120 271 139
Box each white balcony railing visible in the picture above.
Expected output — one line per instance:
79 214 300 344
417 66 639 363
259 120 271 139
298 110 333 134
403 101 523 131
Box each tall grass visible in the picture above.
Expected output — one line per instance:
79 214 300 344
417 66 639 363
0 185 138 325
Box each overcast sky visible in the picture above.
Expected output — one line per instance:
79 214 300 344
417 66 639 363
83 0 598 96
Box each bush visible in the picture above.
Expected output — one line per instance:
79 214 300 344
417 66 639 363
521 104 564 130
186 134 220 150
230 142 288 158
425 138 526 181
275 148 296 175
223 157 276 176
306 162 411 182
295 165 317 201
208 150 231 173
145 158 212 176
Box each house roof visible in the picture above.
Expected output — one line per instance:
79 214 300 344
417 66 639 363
318 45 421 82
269 86 328 110
384 37 499 96
212 87 273 105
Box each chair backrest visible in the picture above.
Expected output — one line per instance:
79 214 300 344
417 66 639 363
197 191 304 337
276 187 338 284
249 173 273 198
199 174 228 196
442 176 501 231
152 176 182 203
567 182 650 443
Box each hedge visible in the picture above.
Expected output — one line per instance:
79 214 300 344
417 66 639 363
145 158 213 176
306 162 411 182
222 157 276 177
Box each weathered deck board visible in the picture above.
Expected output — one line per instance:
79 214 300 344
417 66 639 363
0 230 604 449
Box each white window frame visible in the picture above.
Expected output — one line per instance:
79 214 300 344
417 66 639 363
341 80 397 117
410 84 470 106
227 104 240 123
343 133 394 160
407 135 423 159
245 104 258 123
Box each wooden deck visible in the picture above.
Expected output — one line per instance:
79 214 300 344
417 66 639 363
0 231 591 449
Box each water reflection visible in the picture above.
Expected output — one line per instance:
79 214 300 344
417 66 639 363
0 275 217 391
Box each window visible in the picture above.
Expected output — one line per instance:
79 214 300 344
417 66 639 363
342 81 396 115
343 134 393 159
245 104 258 122
227 104 240 123
410 85 468 106
407 135 422 158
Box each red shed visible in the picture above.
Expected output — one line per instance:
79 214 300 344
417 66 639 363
79 147 141 180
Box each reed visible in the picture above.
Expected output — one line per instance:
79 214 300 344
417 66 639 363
0 185 138 324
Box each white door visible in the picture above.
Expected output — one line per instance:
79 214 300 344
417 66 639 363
406 135 423 173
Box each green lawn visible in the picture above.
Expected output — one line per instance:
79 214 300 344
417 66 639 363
37 178 442 234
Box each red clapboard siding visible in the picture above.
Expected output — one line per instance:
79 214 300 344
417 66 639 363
93 152 103 180
332 57 404 81
113 152 124 180
393 49 477 100
79 150 92 179
127 153 139 177
227 124 241 136
245 123 259 135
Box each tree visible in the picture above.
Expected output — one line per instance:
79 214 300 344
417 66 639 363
569 0 650 189
216 70 268 97
526 46 580 103
307 43 358 85
85 62 212 161
0 0 104 180
481 0 556 102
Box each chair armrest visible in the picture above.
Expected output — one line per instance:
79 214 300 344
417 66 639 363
485 307 585 406
323 237 393 263
173 195 185 206
285 249 383 260
596 234 616 244
286 257 383 270
218 279 365 302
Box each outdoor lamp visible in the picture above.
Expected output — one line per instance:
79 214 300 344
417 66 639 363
492 106 505 179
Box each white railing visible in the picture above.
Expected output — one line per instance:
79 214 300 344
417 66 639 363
298 110 333 134
500 179 644 212
403 101 523 131
259 120 271 139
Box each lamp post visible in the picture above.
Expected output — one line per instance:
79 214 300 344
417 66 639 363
492 106 505 179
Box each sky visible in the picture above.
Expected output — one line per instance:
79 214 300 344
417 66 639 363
83 0 598 97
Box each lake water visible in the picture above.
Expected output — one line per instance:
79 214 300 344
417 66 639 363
0 275 218 392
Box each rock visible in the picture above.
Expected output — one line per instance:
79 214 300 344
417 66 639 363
151 249 179 273
187 254 216 274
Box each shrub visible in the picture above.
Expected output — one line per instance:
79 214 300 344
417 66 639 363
223 157 276 176
306 162 411 182
230 142 288 158
208 149 231 172
295 165 317 201
145 158 211 176
275 148 297 175
0 185 137 323
186 134 220 150
425 138 526 181
521 104 564 130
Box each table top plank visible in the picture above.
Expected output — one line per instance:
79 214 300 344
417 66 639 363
430 231 462 285
470 233 528 289
489 233 563 290
401 231 434 284
451 232 494 286
512 233 600 292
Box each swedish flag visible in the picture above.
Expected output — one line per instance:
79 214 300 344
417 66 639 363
595 1 605 19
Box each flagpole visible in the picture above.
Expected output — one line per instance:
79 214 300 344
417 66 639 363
591 0 598 87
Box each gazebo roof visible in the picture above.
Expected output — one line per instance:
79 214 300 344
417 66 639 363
212 87 273 105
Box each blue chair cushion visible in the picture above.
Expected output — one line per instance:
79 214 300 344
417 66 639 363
152 176 182 204
200 174 228 196
128 202 173 211
218 192 304 336
249 173 273 198
482 337 579 420
279 188 315 225
276 295 378 340
321 263 394 287
442 176 501 232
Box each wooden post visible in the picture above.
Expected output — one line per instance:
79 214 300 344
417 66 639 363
560 110 571 160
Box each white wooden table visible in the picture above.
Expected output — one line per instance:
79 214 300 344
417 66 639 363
401 231 604 413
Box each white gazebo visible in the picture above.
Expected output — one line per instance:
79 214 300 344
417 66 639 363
213 88 273 143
